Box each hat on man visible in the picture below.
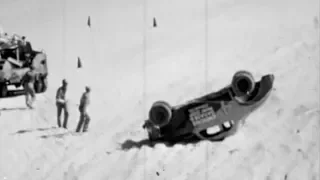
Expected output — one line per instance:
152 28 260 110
62 79 68 85
85 86 91 92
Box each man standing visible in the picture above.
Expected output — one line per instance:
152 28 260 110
56 79 69 128
21 36 33 54
76 86 91 133
18 36 33 62
21 66 36 109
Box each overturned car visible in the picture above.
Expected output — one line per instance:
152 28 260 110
143 70 274 142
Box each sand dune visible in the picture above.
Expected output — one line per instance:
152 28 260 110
0 0 319 179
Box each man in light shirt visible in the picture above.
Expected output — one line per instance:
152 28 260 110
56 79 69 128
21 65 36 109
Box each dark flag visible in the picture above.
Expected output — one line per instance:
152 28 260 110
77 57 82 68
153 17 157 27
87 16 91 28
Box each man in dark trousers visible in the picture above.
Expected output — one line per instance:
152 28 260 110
21 36 33 54
56 79 69 128
76 86 91 133
21 65 36 109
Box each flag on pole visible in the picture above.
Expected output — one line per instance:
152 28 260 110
77 57 82 68
87 16 91 28
153 17 157 27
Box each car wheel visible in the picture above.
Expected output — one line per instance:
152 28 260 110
232 70 255 97
149 101 172 127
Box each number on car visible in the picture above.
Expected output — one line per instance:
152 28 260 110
189 104 216 126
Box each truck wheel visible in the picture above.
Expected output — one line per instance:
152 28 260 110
41 77 48 92
231 70 255 97
34 80 43 93
149 101 172 127
0 85 8 97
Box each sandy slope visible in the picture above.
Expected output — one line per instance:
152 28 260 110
0 0 319 179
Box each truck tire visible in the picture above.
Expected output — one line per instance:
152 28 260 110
149 101 172 127
41 77 48 92
231 70 255 97
34 80 43 93
0 84 8 97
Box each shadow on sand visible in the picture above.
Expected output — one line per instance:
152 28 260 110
11 126 58 135
120 136 224 151
39 131 83 139
11 125 83 139
1 107 28 111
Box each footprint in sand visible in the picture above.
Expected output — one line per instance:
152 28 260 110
64 163 78 180
279 144 291 154
276 108 284 117
293 105 309 117
313 16 319 29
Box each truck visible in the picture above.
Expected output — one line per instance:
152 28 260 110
0 35 48 97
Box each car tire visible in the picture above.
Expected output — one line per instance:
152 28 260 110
232 70 255 97
149 100 172 127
